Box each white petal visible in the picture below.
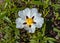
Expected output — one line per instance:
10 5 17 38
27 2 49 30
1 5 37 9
38 13 42 17
18 8 31 19
34 16 44 28
18 11 26 19
30 8 41 18
28 24 36 33
23 8 31 18
24 25 29 30
16 18 25 29
24 24 36 33
31 8 38 13
30 8 38 17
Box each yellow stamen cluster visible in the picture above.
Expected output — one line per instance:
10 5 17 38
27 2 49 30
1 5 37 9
26 18 34 26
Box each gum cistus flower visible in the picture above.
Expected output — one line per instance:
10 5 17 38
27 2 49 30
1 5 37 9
16 8 44 33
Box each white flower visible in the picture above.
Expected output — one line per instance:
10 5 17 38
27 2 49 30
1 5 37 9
16 8 44 33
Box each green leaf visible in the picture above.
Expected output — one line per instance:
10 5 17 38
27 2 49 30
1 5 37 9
30 39 37 43
53 28 60 33
52 4 60 10
0 11 6 19
43 0 50 8
49 40 55 43
3 16 11 23
31 1 43 5
46 37 56 41
55 13 59 19
42 23 46 36
58 17 60 20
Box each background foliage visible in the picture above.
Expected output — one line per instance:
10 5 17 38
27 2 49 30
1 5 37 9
0 0 60 43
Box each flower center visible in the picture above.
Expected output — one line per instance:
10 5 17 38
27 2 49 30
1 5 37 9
23 16 36 27
26 18 34 26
